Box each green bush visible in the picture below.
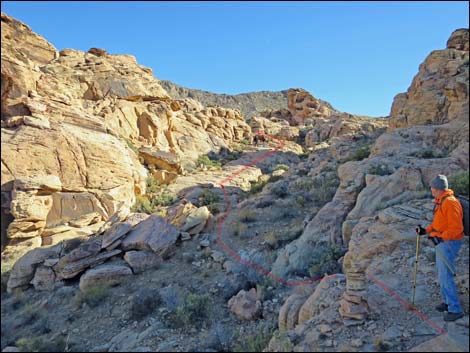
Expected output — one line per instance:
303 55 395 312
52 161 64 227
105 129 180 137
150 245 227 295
146 175 161 194
16 336 67 352
308 244 343 278
448 171 469 197
21 303 44 324
290 178 315 192
172 293 211 328
132 193 175 214
367 164 393 176
73 285 109 308
264 225 303 250
199 189 221 206
241 139 250 145
239 209 257 223
343 145 371 162
197 155 222 169
234 328 273 352
311 175 340 205
250 179 269 194
410 149 445 159
132 196 154 214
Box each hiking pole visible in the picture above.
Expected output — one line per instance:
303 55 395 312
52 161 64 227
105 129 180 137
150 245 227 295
434 242 470 296
412 229 421 306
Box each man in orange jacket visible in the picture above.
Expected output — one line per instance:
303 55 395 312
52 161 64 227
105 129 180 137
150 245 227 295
418 174 464 321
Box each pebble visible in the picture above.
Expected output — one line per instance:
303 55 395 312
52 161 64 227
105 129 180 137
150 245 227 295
351 338 363 348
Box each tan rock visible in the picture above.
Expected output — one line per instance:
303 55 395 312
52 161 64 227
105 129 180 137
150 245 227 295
389 29 468 129
101 223 133 249
30 265 58 291
228 288 262 321
79 263 132 291
278 293 309 331
181 206 211 235
123 250 161 273
7 243 62 292
120 215 179 258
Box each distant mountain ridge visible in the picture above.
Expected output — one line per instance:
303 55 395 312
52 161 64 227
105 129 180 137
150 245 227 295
159 80 290 119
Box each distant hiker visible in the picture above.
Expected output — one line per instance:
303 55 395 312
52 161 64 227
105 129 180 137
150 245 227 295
254 134 260 147
416 174 464 321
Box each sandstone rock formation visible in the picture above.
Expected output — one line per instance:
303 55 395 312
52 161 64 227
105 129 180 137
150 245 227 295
389 28 468 129
269 30 469 352
1 12 253 252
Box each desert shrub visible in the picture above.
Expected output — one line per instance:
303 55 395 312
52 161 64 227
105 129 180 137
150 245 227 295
239 209 257 223
146 175 161 194
130 289 161 319
270 182 289 198
448 170 469 197
367 164 393 176
16 335 66 352
73 285 109 307
343 145 370 162
21 303 44 325
264 226 303 250
132 195 153 214
295 195 306 208
250 179 268 194
234 327 274 352
308 244 343 279
197 155 222 169
241 139 250 145
311 175 340 205
199 189 221 206
290 177 315 192
409 149 446 159
132 193 175 214
373 337 390 352
172 293 211 328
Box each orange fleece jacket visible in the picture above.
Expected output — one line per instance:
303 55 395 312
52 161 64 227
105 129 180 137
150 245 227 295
426 189 464 241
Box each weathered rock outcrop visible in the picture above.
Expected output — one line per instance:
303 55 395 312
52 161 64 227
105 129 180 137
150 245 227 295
270 30 469 352
1 12 252 250
389 28 469 129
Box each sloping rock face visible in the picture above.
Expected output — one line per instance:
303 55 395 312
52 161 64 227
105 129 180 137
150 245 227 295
1 13 252 249
270 28 469 352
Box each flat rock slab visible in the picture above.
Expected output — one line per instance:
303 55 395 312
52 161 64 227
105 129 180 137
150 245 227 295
120 215 178 259
79 263 133 291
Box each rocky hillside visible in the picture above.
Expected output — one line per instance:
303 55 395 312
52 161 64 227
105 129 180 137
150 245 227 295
160 80 290 119
269 27 469 352
1 12 251 253
1 12 468 353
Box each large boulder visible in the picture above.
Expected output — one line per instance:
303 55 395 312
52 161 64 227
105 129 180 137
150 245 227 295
79 263 132 291
120 215 179 259
228 288 262 321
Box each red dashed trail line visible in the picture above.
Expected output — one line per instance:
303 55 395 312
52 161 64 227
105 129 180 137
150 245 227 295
214 131 447 335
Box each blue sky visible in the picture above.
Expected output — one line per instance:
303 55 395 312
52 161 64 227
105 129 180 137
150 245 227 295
2 1 468 117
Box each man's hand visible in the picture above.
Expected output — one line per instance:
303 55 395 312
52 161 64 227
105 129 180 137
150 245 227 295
416 225 427 236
